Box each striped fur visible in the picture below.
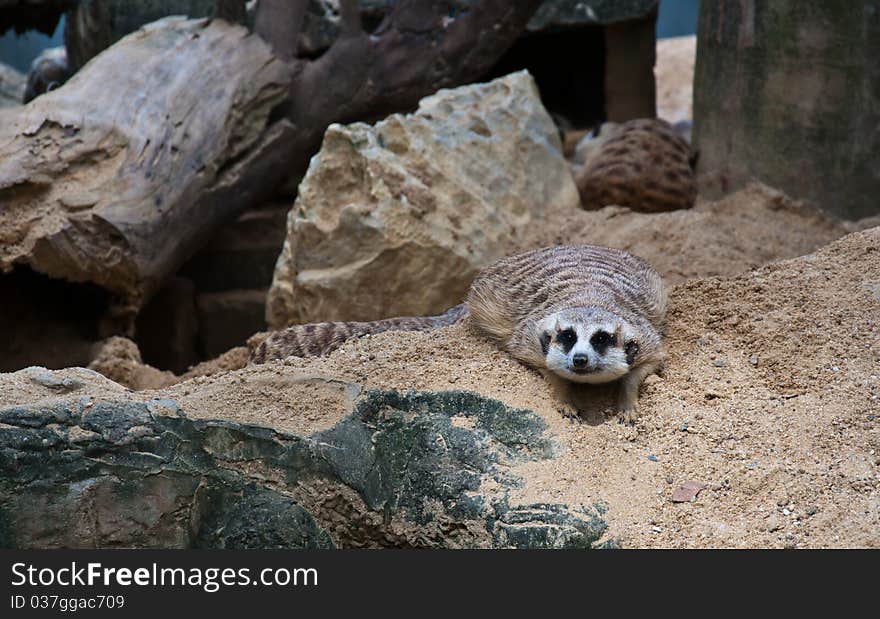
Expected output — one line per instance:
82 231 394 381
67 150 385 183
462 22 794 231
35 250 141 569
250 304 469 364
251 245 664 370
466 245 666 372
575 118 696 213
249 245 666 421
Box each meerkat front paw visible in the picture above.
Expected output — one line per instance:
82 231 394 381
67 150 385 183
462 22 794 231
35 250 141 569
617 398 639 425
558 401 582 420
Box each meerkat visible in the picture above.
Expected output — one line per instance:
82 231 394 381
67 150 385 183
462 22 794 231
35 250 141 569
573 118 697 213
250 245 666 423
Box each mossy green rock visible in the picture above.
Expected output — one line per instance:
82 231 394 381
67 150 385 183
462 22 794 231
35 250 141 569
0 389 607 549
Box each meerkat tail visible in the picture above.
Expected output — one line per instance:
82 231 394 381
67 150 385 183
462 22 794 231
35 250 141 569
249 304 469 364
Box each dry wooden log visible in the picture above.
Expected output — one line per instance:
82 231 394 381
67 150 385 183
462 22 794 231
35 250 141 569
63 0 247 72
257 0 544 180
0 17 293 330
0 2 538 336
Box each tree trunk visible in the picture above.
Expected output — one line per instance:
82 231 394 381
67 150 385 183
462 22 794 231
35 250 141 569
258 0 544 181
693 0 880 220
0 17 293 329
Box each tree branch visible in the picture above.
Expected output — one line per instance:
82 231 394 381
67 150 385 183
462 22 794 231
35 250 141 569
338 0 362 37
288 0 542 167
254 0 309 62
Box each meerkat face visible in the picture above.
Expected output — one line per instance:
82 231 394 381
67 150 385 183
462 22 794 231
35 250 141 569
537 309 640 384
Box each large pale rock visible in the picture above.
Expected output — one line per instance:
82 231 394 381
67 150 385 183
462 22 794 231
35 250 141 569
267 71 580 328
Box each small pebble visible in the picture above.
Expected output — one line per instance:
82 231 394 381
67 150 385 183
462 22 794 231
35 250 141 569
713 360 726 368
647 455 658 462
782 508 791 516
749 354 759 366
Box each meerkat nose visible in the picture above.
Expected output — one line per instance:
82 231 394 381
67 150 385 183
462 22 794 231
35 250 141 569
572 353 589 368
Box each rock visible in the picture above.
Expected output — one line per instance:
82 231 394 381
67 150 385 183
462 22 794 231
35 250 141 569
22 46 69 103
87 336 177 390
267 70 580 327
0 369 607 549
0 61 25 107
671 480 706 503
25 367 84 392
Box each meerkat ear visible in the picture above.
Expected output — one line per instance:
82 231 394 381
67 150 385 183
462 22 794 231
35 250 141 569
554 319 562 333
540 331 552 355
624 340 640 365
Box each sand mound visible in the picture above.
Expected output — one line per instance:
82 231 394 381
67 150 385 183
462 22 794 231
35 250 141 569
140 224 878 548
5 184 874 548
107 182 850 387
515 182 847 285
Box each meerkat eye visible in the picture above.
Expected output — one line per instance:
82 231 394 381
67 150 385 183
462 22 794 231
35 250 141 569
625 340 640 365
539 331 551 355
590 330 614 353
556 328 577 352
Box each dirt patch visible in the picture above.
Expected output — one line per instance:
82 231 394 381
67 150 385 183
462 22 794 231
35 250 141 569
87 336 176 390
655 35 696 123
513 182 848 285
4 184 875 548
142 224 879 548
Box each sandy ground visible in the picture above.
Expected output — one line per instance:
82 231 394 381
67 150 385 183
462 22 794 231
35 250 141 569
163 224 878 549
3 185 878 548
655 35 696 124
